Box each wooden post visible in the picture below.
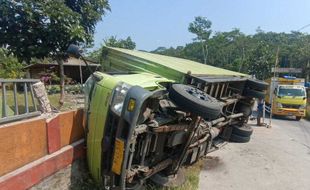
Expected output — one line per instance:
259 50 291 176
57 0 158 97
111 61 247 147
79 63 83 84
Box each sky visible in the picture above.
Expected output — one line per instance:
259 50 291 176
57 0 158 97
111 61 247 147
94 0 310 51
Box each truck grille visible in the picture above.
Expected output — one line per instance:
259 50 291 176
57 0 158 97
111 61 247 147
282 104 300 109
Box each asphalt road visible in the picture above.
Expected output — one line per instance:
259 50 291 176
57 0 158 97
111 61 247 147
199 117 310 190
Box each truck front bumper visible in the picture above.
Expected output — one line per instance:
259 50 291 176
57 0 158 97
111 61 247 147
273 108 306 117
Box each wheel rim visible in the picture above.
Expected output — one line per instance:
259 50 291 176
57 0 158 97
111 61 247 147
186 87 210 101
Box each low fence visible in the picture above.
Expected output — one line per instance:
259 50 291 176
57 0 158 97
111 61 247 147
0 109 85 177
0 79 41 124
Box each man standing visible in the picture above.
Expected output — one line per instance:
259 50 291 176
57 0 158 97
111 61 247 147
257 98 264 126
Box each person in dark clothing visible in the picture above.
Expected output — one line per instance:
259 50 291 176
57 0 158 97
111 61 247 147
257 98 264 126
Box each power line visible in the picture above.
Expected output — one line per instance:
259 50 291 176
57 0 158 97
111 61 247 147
297 23 310 32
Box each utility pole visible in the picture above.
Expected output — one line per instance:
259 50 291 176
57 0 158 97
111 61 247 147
268 47 280 128
306 60 310 82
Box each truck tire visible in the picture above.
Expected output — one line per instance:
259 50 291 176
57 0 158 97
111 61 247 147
243 88 266 99
296 116 302 121
126 183 145 190
230 134 250 143
245 79 268 91
237 104 252 118
169 84 222 120
232 125 253 137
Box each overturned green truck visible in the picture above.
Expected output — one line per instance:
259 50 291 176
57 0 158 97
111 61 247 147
83 47 268 189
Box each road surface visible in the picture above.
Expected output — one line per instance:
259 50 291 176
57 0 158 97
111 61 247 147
199 117 310 190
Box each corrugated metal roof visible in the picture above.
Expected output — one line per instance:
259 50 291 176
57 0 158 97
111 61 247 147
24 57 99 69
108 47 247 77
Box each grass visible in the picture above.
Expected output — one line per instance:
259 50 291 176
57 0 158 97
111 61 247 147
71 161 205 190
68 159 205 190
147 160 205 190
0 90 75 117
1 90 37 116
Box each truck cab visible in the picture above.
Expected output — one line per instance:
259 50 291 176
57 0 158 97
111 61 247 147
273 85 307 120
265 77 307 120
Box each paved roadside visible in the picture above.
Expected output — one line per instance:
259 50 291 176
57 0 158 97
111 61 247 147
199 118 310 190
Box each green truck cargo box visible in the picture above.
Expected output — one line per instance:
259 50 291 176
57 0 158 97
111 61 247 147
102 47 247 83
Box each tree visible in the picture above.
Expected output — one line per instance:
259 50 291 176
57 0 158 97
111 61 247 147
104 36 136 49
88 36 136 62
0 48 24 79
0 0 110 105
247 41 274 80
188 16 212 64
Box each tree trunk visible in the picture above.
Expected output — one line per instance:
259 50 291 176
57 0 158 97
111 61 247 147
200 41 207 64
57 58 65 106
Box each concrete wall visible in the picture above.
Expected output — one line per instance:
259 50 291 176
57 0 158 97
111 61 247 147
0 109 85 190
0 118 47 177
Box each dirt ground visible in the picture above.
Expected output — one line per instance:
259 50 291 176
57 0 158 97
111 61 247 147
199 117 310 190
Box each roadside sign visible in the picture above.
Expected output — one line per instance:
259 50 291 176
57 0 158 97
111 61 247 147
271 68 302 73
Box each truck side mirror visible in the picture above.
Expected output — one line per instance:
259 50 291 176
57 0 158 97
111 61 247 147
67 44 82 58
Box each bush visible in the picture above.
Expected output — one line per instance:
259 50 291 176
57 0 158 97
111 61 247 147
0 48 24 78
65 84 83 94
47 85 61 94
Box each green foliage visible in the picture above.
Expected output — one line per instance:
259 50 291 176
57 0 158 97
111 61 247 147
104 36 136 50
188 16 212 64
87 48 104 63
188 16 212 41
47 85 61 94
247 41 274 80
88 36 136 62
153 25 310 80
0 0 110 62
0 48 24 78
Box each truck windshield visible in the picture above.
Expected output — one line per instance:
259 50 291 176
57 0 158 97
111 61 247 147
278 88 305 97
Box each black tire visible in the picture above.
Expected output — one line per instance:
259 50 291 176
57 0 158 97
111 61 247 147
296 116 302 121
243 88 266 99
126 182 145 190
150 170 185 188
245 79 268 91
169 84 222 120
230 134 250 143
232 125 253 137
238 104 252 118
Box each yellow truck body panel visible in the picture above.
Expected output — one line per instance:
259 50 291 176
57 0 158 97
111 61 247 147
265 77 307 118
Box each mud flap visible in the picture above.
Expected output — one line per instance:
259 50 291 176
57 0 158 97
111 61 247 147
220 126 233 141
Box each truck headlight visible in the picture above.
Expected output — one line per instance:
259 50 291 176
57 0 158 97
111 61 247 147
277 102 283 108
111 82 131 116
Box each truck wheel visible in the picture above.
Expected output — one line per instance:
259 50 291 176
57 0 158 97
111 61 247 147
243 88 266 99
230 134 250 143
237 104 252 118
296 116 302 121
126 183 145 190
232 125 253 137
245 79 268 91
150 170 185 187
169 84 222 120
